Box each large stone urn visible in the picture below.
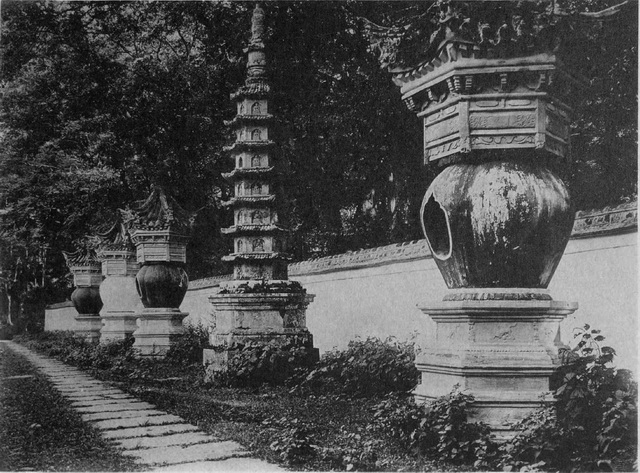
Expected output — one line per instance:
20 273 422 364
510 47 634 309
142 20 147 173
62 248 104 343
377 2 587 437
121 187 195 358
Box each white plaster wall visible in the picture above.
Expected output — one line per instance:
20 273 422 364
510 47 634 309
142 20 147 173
549 232 637 372
44 304 77 332
292 232 637 373
47 231 638 373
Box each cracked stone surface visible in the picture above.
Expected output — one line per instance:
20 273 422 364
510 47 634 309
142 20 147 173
2 341 283 471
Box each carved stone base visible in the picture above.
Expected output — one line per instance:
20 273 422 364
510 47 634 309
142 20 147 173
132 308 188 358
73 314 103 344
100 311 138 343
414 292 577 439
204 288 317 378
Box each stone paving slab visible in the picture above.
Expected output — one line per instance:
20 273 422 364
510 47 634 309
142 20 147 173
3 341 284 471
123 440 249 466
71 398 136 407
150 457 285 472
91 414 184 430
81 409 167 422
75 401 155 413
114 432 218 450
101 423 200 440
63 391 128 398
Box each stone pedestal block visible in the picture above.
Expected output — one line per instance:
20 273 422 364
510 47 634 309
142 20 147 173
204 288 317 376
208 290 314 345
74 315 103 344
132 308 188 358
414 290 577 439
99 272 142 343
100 312 138 343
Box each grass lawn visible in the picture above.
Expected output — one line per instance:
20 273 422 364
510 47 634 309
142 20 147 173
0 342 142 472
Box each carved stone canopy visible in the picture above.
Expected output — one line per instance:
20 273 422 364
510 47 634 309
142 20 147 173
95 216 136 258
121 187 196 265
62 247 103 287
121 187 196 235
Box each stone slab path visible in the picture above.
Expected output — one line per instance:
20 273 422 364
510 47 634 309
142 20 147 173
3 341 283 472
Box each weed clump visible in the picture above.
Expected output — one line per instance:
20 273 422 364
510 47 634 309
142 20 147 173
290 336 419 397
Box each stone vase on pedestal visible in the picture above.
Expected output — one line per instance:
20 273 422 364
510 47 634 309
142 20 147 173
95 218 141 343
63 249 104 343
382 4 585 438
122 187 195 358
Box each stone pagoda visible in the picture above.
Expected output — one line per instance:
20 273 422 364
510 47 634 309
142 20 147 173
121 186 195 358
95 214 141 343
204 3 317 374
62 246 104 343
369 1 596 437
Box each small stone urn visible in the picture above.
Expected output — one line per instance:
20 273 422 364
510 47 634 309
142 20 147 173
62 248 104 343
95 216 141 343
122 186 196 358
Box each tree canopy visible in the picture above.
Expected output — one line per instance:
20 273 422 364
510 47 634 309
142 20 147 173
0 1 636 328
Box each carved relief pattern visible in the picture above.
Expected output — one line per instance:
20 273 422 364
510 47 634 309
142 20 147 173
469 113 535 129
470 135 535 146
424 116 458 143
426 139 460 161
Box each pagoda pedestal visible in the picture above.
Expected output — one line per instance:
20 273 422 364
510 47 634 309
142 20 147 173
414 290 577 439
203 281 317 376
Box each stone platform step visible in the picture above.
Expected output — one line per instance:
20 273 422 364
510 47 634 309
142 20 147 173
4 341 283 472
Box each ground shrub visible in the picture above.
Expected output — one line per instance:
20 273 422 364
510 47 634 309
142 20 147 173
263 416 317 465
500 325 638 472
372 388 498 468
165 324 211 364
290 336 419 397
208 336 317 388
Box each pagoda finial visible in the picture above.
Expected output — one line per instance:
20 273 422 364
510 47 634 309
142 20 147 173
245 3 267 85
250 3 266 48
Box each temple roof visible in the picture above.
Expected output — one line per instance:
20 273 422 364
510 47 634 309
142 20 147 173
121 186 196 234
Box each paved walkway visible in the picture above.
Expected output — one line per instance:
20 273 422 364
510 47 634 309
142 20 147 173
3 341 283 472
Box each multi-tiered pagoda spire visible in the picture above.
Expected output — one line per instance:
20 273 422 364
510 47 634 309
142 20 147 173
222 2 289 282
204 3 317 377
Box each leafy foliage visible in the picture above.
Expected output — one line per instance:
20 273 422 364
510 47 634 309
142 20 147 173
372 389 498 467
291 336 419 397
501 326 638 472
165 324 211 364
208 336 317 388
